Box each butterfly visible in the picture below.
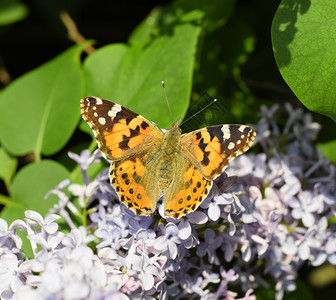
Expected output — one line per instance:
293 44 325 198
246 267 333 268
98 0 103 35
80 96 256 219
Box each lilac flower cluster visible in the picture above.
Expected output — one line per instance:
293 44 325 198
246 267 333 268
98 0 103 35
0 103 335 300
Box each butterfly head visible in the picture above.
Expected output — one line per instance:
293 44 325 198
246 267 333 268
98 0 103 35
168 121 182 135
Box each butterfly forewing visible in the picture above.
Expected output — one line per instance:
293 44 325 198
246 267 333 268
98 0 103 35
181 125 256 180
80 97 163 160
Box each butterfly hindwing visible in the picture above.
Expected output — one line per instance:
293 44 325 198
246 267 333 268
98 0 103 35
164 158 212 219
181 125 256 180
80 97 163 160
110 155 160 216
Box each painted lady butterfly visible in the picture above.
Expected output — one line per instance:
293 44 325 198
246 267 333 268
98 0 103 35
81 96 255 219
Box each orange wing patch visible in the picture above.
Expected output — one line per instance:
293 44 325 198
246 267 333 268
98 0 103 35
81 97 163 160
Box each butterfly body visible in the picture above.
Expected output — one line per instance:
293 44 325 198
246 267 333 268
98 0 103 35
81 96 255 219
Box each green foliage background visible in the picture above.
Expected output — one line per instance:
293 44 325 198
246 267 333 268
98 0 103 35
0 0 335 298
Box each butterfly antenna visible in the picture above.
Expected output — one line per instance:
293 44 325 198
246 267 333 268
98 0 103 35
162 81 174 123
181 99 217 126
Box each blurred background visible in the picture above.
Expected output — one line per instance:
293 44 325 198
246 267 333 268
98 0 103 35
1 1 335 299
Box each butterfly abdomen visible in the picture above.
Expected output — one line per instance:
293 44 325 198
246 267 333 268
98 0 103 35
157 123 183 189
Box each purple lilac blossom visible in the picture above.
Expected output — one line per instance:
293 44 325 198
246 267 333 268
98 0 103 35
0 103 335 300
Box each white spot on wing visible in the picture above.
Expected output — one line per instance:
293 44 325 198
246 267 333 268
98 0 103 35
94 112 98 117
96 98 103 105
108 104 122 120
239 125 246 132
228 142 235 150
98 117 106 125
237 140 241 144
221 125 231 139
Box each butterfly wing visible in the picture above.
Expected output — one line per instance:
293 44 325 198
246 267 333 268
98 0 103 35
81 96 163 215
110 154 161 216
181 125 256 180
164 157 212 219
80 97 164 160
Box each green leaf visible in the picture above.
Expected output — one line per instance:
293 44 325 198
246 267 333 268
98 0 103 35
0 44 87 158
84 11 203 129
0 147 17 191
0 160 69 224
129 0 236 45
190 17 257 128
194 17 256 96
173 0 236 32
0 0 28 26
317 140 336 163
272 0 336 122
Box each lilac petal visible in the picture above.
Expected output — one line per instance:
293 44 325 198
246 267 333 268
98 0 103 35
136 229 150 240
208 203 220 221
140 273 154 291
204 228 215 242
0 219 8 231
91 267 107 287
312 252 327 266
26 275 43 286
67 151 80 163
306 199 320 213
326 238 336 254
215 193 234 205
25 210 43 224
328 253 336 265
298 243 310 260
81 149 91 160
302 212 315 227
242 245 252 262
317 217 328 231
1 290 14 300
291 208 303 219
68 184 83 196
58 179 71 189
8 220 27 231
249 186 262 201
281 175 301 196
153 239 168 252
168 241 178 259
212 237 223 249
86 181 99 196
197 243 207 257
178 220 191 240
128 254 143 270
282 240 297 256
165 223 179 236
187 211 208 224
28 235 48 249
18 260 33 273
48 232 65 249
252 235 268 256
43 222 59 234
287 197 300 208
11 276 24 293
2 253 18 269
224 243 234 261
227 214 236 236
0 275 11 291
65 282 90 299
